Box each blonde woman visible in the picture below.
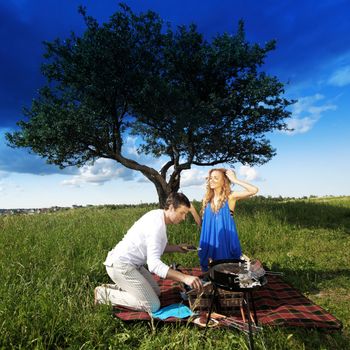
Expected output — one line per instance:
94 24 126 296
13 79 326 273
197 168 258 271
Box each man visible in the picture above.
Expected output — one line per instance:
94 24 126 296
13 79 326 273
94 192 202 312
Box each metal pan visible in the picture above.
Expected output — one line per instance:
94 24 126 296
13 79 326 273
208 259 267 291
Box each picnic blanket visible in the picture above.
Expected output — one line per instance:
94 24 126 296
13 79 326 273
113 267 342 330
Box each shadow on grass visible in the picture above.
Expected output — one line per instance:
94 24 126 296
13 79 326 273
240 198 350 233
262 326 349 350
267 263 350 294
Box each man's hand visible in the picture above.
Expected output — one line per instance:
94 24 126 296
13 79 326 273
164 244 195 253
183 274 203 291
179 244 199 252
166 268 203 291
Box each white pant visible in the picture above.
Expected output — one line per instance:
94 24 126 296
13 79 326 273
95 262 161 313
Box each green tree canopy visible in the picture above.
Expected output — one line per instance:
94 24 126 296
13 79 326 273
6 4 293 207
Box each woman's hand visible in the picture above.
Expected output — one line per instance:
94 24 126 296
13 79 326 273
226 168 259 200
189 203 201 226
225 169 238 183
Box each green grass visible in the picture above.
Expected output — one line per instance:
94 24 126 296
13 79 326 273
0 197 349 349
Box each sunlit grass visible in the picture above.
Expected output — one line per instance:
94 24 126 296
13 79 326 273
0 197 349 349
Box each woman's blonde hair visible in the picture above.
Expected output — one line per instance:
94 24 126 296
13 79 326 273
201 168 232 214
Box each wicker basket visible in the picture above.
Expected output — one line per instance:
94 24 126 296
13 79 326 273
187 282 243 314
187 283 212 312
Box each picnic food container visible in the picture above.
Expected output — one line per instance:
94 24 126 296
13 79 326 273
187 281 243 315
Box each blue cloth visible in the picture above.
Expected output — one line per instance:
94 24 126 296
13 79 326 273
151 303 193 320
199 201 242 271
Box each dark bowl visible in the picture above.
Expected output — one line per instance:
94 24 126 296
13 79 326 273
208 259 267 291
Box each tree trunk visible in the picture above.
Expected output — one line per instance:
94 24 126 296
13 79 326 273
112 152 183 208
155 176 181 208
156 185 171 209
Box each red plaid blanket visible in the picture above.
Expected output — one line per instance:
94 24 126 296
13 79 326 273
113 267 342 330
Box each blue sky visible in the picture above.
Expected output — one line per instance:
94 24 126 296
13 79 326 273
0 0 349 209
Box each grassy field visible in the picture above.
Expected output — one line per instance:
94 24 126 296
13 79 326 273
0 197 349 349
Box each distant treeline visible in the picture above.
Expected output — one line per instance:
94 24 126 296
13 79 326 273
1 195 348 216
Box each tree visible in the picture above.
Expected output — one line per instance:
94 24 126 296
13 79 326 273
6 4 293 207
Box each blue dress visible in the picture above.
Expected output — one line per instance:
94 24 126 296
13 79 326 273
199 201 242 271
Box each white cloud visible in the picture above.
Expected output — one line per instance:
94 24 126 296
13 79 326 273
328 65 350 87
180 168 207 187
0 171 10 180
125 136 139 157
287 117 318 134
0 128 153 177
238 165 262 182
155 166 207 188
0 179 23 197
284 94 337 135
61 159 135 187
0 128 77 176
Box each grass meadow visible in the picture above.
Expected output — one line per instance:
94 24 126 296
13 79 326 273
0 196 349 349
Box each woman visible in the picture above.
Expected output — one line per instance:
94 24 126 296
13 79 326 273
196 168 258 271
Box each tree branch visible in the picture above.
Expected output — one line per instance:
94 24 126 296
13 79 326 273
160 160 174 179
111 150 169 193
192 158 231 167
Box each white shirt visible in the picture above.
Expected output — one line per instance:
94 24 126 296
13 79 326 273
104 209 170 279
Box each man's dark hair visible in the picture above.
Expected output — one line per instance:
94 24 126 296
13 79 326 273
164 192 191 210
